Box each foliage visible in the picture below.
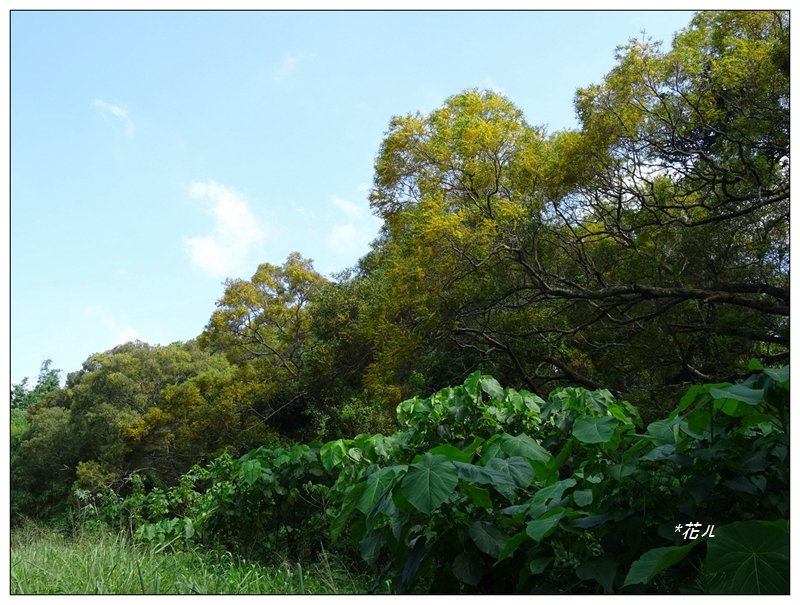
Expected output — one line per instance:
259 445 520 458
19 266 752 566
11 359 62 410
100 364 787 594
11 405 76 518
199 253 328 436
10 10 789 595
97 442 333 563
9 340 263 520
361 11 788 413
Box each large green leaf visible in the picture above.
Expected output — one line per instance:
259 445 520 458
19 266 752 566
705 520 789 594
576 556 617 593
241 459 261 486
480 376 505 400
499 433 551 462
427 443 473 463
453 461 505 485
400 453 458 514
359 530 386 566
453 460 520 501
468 520 509 558
572 489 593 507
710 384 765 406
487 456 534 500
762 365 789 384
463 370 482 400
622 542 699 587
526 509 565 542
460 483 493 510
497 530 528 562
572 415 617 444
531 477 577 509
319 439 348 472
330 482 365 540
641 444 676 461
646 418 679 445
357 466 405 514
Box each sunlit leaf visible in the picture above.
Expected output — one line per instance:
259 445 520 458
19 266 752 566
400 453 458 514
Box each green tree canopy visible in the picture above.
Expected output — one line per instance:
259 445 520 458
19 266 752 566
362 11 788 409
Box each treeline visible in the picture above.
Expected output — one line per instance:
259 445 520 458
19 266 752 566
11 11 788 523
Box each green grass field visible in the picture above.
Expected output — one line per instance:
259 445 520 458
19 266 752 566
11 520 372 595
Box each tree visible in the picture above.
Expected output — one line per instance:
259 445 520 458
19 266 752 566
200 253 327 375
365 11 788 410
526 10 789 394
11 359 61 410
11 340 242 518
199 253 329 436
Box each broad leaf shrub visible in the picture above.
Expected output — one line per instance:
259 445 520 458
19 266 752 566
98 443 333 562
96 365 788 593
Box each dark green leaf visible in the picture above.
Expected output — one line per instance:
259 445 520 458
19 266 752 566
573 489 593 507
684 472 716 505
399 539 428 591
359 530 386 566
576 556 617 593
331 482 366 540
530 478 576 508
529 557 552 575
676 384 709 415
357 466 404 514
452 551 485 586
685 408 712 437
499 433 551 462
572 415 617 444
453 460 501 485
487 456 534 499
460 483 493 510
469 520 509 558
571 513 612 529
400 453 458 514
710 384 765 406
723 477 759 495
526 510 565 542
705 519 789 594
497 530 528 561
622 542 698 587
641 444 676 461
607 462 637 480
428 443 473 463
478 434 503 464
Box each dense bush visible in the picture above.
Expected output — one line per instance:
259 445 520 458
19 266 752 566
94 363 788 594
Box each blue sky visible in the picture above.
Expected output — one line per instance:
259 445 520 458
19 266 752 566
9 9 698 385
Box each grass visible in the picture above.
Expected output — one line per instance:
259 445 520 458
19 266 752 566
11 519 373 595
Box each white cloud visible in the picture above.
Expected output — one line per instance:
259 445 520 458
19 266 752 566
184 180 264 277
331 195 363 220
91 99 135 136
84 306 142 346
272 51 311 84
102 316 142 345
327 195 382 257
328 223 358 253
481 78 505 95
